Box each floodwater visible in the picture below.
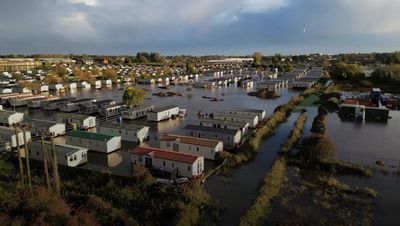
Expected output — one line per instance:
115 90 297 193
204 114 299 226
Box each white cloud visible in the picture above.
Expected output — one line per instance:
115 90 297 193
53 12 98 41
241 0 289 13
67 0 98 6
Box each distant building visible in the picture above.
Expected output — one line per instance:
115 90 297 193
206 58 254 64
0 58 41 72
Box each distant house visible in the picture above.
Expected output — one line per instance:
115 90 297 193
54 113 96 129
29 141 88 167
160 134 223 160
131 146 204 178
82 59 94 65
98 123 150 143
147 105 179 122
0 110 24 126
184 124 241 149
66 130 121 153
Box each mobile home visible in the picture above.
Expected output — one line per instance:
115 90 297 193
122 104 154 120
25 119 66 137
160 134 223 160
54 112 96 129
29 141 88 167
98 123 150 143
147 105 179 122
184 124 241 149
0 110 24 126
131 146 204 178
65 130 121 153
0 126 31 148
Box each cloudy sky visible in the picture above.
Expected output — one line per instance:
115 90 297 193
1 0 400 55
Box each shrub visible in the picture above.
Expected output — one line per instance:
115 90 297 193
299 135 336 163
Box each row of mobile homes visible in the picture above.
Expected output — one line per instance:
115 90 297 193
48 83 65 92
147 105 179 122
131 146 204 178
212 112 259 128
65 130 121 153
29 141 88 167
27 96 59 108
122 105 154 120
54 113 96 129
160 134 223 160
80 99 115 115
60 98 96 112
9 95 47 107
198 118 249 136
224 107 266 121
97 123 150 143
0 110 24 126
1 93 33 105
25 119 66 137
99 102 127 117
184 125 241 149
0 126 31 148
42 97 77 110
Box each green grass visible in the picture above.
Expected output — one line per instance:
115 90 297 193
297 94 320 107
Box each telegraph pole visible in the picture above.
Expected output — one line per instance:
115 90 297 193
50 136 60 196
22 127 32 190
13 124 25 189
41 135 50 190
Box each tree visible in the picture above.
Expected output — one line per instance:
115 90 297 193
18 80 39 91
123 87 146 107
43 73 61 84
253 52 263 66
300 135 336 163
101 68 118 82
149 52 164 63
329 62 364 81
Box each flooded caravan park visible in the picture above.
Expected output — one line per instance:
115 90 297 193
5 81 400 225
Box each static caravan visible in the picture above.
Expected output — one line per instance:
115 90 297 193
99 103 127 117
29 141 88 167
60 98 96 113
131 146 204 178
212 112 259 128
0 110 24 126
198 118 249 136
65 130 121 153
160 134 223 160
54 113 96 129
98 123 150 143
66 82 77 89
42 97 77 110
48 83 65 91
27 97 59 108
101 79 112 85
0 136 11 152
9 95 47 107
25 119 66 137
122 104 154 120
80 99 115 115
224 107 266 121
1 93 33 105
147 105 179 122
184 124 241 149
0 126 31 148
76 81 91 88
12 87 31 94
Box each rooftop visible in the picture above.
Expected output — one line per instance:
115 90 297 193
184 124 239 135
160 134 222 148
132 146 201 164
151 105 178 113
55 112 95 120
224 107 265 114
66 130 116 141
199 118 249 127
99 122 148 131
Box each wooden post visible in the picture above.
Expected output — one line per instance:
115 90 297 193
14 125 25 189
41 135 51 190
50 136 60 196
23 127 32 190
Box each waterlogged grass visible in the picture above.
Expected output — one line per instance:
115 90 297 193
280 112 307 154
239 157 287 226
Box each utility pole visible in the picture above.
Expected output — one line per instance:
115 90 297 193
22 127 32 190
14 124 25 189
50 136 60 196
41 135 50 190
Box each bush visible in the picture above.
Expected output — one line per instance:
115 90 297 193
299 135 336 163
359 80 373 87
